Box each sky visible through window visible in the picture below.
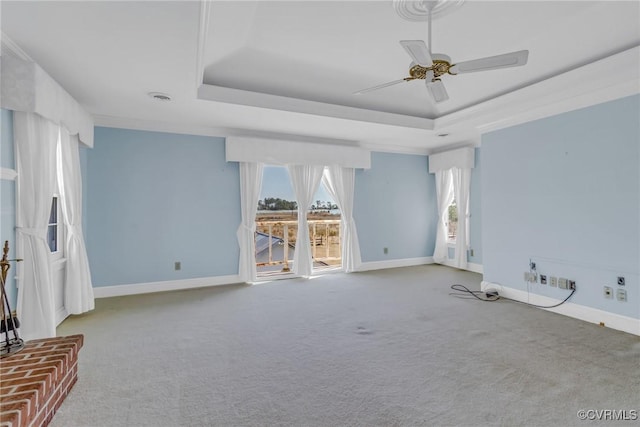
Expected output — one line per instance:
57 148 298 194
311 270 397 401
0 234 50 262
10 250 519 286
260 165 333 207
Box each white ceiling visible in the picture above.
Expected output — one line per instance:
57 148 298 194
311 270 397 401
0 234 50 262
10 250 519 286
1 1 639 153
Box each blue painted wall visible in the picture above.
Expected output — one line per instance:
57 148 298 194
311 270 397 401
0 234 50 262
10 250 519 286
354 152 437 262
468 148 482 264
0 109 17 307
87 127 241 287
482 95 639 319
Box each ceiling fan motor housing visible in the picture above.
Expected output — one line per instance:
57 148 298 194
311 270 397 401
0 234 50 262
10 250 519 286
409 54 454 81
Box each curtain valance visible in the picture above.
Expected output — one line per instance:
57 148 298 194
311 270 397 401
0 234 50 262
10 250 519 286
428 146 475 173
1 53 94 147
226 136 371 169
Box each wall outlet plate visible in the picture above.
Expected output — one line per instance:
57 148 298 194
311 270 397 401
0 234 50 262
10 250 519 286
558 278 568 289
617 276 625 286
568 280 576 290
604 286 613 299
540 275 547 285
616 289 627 302
550 276 558 287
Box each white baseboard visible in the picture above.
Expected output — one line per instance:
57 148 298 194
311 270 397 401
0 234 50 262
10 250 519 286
438 259 484 274
93 274 243 299
466 262 483 274
481 281 640 336
357 256 434 272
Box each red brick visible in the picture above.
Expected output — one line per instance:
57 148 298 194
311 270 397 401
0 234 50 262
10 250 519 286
0 400 29 427
0 335 83 427
0 406 22 425
1 375 51 401
0 388 15 397
13 360 62 373
0 359 44 370
29 408 46 427
0 366 16 376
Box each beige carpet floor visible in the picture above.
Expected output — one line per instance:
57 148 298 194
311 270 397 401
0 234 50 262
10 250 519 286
52 265 639 426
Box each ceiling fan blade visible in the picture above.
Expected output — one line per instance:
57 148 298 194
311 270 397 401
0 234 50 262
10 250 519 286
353 79 408 95
450 50 529 74
426 79 449 103
399 40 433 67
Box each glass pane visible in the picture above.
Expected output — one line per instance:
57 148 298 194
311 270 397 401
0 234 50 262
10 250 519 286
47 224 57 252
48 197 57 224
448 201 458 239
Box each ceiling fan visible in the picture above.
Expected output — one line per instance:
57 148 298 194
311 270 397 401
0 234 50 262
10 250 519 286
355 5 529 103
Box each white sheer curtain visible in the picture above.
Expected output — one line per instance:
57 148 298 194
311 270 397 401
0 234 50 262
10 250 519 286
322 166 362 272
237 162 264 283
451 167 471 269
287 164 324 277
14 112 58 340
57 128 94 314
433 169 454 264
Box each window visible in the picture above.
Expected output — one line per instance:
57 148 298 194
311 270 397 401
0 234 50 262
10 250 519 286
47 197 59 252
47 195 64 259
447 199 458 241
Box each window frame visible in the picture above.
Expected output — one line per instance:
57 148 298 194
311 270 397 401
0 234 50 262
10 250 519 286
47 194 65 262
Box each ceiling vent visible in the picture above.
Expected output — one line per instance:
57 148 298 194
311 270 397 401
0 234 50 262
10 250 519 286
148 92 172 101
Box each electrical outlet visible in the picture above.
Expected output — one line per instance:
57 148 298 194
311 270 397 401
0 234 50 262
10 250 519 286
617 276 625 286
383 247 388 255
540 275 547 285
174 261 181 271
616 289 627 302
550 276 558 287
568 280 576 290
558 278 568 289
604 286 613 299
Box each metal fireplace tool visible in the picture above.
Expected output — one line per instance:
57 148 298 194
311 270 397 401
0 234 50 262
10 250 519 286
1 240 24 357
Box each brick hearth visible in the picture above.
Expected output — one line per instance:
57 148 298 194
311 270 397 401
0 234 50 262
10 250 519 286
0 335 84 427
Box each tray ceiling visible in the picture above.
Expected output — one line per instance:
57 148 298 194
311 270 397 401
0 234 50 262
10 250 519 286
2 1 639 153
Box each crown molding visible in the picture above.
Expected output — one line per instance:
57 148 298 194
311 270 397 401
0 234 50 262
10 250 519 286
435 45 640 135
93 114 231 138
359 141 430 156
0 32 32 61
195 0 212 90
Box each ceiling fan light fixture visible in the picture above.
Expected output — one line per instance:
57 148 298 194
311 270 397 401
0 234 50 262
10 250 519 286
393 0 465 22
